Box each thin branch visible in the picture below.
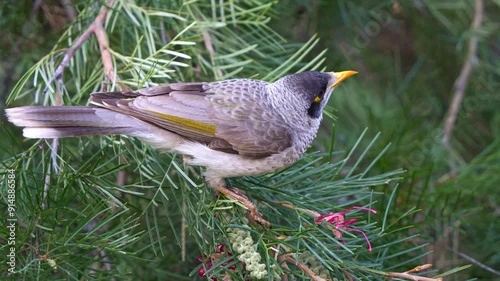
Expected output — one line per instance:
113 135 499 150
385 272 442 281
160 21 168 45
93 8 126 89
181 199 187 262
386 264 442 281
201 30 223 78
42 167 52 210
44 67 65 210
115 155 127 200
43 0 129 94
43 19 96 94
274 245 336 281
274 201 321 217
452 249 500 276
442 0 484 146
279 254 331 281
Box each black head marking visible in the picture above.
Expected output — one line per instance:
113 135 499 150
286 71 330 119
307 100 322 119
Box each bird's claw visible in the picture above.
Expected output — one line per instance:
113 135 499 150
248 208 270 228
213 186 270 227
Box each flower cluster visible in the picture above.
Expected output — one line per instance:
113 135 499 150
315 206 377 252
197 230 269 281
228 228 268 279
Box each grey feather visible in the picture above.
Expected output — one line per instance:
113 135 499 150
23 127 137 138
5 106 144 138
91 87 218 143
206 79 293 158
90 80 294 158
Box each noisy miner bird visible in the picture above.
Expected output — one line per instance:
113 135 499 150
6 70 357 226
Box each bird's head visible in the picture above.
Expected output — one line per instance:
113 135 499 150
281 70 357 119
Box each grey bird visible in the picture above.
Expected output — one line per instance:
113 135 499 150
6 70 357 226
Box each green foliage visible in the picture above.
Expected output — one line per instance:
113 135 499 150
272 0 499 280
1 0 498 280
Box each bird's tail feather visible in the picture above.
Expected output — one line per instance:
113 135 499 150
6 106 142 139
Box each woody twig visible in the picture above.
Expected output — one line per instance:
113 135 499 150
385 264 443 281
43 0 129 94
442 0 484 147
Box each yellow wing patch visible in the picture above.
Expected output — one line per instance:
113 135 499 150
149 111 217 135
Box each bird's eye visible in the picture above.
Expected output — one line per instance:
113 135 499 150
313 96 322 103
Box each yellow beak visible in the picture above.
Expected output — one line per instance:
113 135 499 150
330 70 358 88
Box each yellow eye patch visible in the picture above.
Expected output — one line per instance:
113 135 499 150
314 96 322 103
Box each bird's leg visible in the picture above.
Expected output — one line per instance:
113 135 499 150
216 186 270 227
208 178 270 227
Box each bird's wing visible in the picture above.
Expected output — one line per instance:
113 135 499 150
206 79 293 158
90 82 218 143
90 80 293 158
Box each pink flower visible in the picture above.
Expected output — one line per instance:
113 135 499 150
198 244 237 280
315 206 377 252
197 256 217 280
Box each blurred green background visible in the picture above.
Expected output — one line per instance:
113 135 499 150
0 0 498 280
